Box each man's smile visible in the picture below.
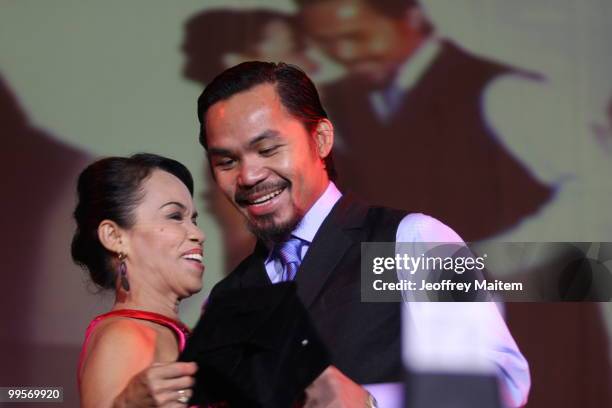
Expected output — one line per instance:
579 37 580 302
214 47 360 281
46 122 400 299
246 187 285 206
235 179 290 210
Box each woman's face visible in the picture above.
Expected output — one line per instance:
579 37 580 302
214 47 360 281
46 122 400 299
123 169 205 299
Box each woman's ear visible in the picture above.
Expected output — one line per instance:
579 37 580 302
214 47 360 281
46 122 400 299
97 220 125 254
314 118 334 159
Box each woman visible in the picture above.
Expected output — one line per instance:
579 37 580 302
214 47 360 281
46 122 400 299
72 153 205 407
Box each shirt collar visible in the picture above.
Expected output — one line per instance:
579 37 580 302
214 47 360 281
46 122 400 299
263 181 342 264
291 181 342 244
393 36 441 92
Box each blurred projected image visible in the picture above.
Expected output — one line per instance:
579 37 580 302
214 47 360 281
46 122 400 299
593 95 612 153
0 72 91 392
183 9 317 85
297 0 556 242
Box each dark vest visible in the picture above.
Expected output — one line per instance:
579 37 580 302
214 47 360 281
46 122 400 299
209 195 407 383
324 41 553 241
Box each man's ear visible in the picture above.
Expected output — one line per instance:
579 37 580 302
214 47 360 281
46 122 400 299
314 118 334 159
98 220 126 255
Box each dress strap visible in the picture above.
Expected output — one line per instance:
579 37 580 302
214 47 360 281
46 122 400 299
78 309 191 388
87 309 191 351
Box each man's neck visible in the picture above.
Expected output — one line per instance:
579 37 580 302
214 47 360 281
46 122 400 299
282 181 341 243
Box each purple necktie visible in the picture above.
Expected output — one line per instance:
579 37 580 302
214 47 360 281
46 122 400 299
275 237 303 281
382 84 404 118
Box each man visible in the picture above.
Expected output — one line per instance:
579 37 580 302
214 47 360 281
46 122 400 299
296 3 612 407
181 8 321 273
296 0 553 242
197 61 529 407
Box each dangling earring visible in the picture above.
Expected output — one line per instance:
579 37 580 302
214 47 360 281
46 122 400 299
118 252 130 291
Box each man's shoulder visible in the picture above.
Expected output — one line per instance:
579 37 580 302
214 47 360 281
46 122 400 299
358 204 463 243
363 204 409 226
326 193 406 225
335 195 409 239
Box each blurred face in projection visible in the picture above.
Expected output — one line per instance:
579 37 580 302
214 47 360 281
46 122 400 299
205 84 331 243
123 170 205 298
222 19 319 77
300 0 424 85
252 20 300 61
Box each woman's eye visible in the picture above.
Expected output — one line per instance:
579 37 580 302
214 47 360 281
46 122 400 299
191 218 198 226
169 213 183 221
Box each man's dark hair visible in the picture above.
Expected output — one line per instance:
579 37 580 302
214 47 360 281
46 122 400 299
71 153 194 290
295 0 420 19
197 61 336 181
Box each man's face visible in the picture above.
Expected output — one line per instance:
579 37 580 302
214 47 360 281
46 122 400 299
205 83 330 242
301 0 418 85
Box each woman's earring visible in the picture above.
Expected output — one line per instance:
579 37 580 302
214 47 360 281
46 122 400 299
118 252 130 291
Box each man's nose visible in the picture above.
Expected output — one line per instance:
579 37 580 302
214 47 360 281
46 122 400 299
237 159 266 188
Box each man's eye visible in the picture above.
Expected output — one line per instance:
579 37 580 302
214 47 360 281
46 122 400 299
260 146 279 156
215 158 236 168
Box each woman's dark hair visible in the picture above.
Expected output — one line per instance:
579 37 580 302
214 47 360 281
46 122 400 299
197 61 336 181
71 153 194 290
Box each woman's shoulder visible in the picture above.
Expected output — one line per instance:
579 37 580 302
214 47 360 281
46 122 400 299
78 317 163 407
88 316 158 351
80 317 158 376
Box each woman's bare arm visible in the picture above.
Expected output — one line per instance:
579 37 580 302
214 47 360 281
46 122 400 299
80 319 196 408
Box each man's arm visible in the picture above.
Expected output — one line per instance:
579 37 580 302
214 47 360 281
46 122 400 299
396 213 531 407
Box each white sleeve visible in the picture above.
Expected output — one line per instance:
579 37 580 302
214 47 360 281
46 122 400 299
396 213 531 407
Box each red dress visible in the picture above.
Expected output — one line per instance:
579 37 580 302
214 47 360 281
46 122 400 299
78 309 225 407
78 309 191 382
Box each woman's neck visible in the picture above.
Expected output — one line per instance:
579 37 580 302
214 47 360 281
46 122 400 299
113 286 180 321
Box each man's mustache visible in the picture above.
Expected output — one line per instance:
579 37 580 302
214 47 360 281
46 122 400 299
235 180 290 205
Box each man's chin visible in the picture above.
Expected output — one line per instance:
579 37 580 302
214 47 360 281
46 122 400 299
246 212 302 244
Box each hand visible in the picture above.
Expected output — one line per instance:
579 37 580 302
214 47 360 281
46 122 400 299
117 361 197 407
303 366 369 408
